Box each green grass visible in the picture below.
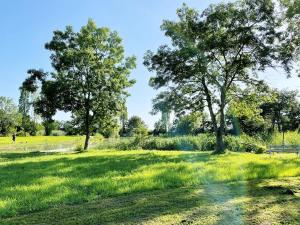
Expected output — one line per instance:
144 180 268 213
0 136 91 152
0 136 82 145
2 177 299 225
0 149 299 224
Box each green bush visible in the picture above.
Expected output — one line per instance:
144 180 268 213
51 130 66 136
224 135 266 153
96 133 267 152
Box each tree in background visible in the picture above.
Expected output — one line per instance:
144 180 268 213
228 87 300 138
227 84 275 137
172 112 207 135
21 69 57 136
260 90 300 132
119 106 128 137
152 92 172 135
18 87 41 136
22 20 136 150
127 116 148 137
144 1 298 153
0 97 21 136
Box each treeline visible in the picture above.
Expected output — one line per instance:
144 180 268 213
1 0 300 152
151 88 300 139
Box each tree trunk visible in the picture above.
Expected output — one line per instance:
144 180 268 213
84 107 90 151
215 128 225 153
84 131 90 151
214 88 226 154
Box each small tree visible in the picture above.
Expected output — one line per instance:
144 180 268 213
144 1 297 153
127 116 148 137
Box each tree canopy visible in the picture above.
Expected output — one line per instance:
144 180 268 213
144 0 299 153
21 19 136 149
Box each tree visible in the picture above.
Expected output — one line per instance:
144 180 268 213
22 20 136 150
119 106 128 137
127 116 148 137
144 1 297 153
260 90 300 132
0 97 21 136
226 84 275 137
151 92 172 135
173 112 205 135
18 88 40 135
21 69 58 136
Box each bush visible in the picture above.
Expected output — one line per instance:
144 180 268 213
97 134 216 151
224 135 266 153
96 133 267 152
51 130 66 136
36 130 45 136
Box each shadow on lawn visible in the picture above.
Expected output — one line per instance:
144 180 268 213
3 179 299 225
0 151 300 224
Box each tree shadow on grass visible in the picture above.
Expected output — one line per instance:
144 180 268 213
0 151 216 218
0 151 300 224
4 178 298 225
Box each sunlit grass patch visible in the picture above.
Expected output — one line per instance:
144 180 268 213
0 150 299 219
0 136 83 145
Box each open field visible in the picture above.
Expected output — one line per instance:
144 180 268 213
0 136 91 152
0 136 83 145
0 150 299 224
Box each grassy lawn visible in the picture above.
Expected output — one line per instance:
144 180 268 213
0 136 83 145
0 150 299 224
0 136 88 152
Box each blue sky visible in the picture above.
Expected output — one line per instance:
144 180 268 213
0 0 299 128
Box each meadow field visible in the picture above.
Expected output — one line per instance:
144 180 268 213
0 149 299 224
0 136 96 152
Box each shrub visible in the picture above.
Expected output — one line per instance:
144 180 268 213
96 133 267 152
224 134 266 153
51 130 66 136
36 130 45 136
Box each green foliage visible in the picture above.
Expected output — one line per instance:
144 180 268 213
144 1 297 153
101 125 120 138
271 131 300 145
0 96 21 136
282 0 300 18
126 116 148 137
260 90 300 132
98 134 266 153
42 119 59 136
18 88 36 135
173 112 206 135
50 130 66 136
21 19 136 150
225 135 266 154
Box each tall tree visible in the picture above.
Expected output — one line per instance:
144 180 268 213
144 0 297 153
22 20 136 149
